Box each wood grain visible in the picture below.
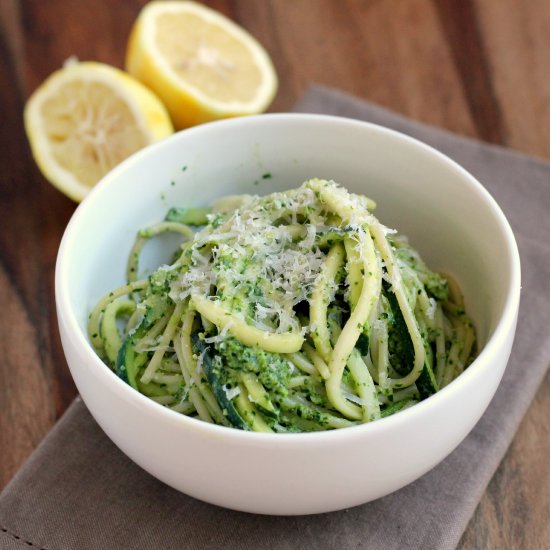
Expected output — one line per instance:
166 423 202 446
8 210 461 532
0 1 548 547
474 0 550 158
434 0 506 144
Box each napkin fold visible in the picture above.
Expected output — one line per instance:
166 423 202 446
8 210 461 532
1 87 549 550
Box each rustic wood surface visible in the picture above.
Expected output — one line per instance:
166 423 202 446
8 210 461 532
1 0 548 548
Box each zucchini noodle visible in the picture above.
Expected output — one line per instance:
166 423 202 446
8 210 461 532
89 179 476 432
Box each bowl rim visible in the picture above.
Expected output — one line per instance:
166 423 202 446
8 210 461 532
55 112 521 445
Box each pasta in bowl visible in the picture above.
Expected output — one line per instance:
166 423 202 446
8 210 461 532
89 179 476 432
56 114 519 514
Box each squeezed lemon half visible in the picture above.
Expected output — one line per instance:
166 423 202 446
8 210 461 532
126 0 278 129
24 60 174 202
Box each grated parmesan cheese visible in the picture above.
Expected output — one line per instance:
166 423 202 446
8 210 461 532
170 180 380 335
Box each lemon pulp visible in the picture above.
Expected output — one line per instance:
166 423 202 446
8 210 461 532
24 61 173 202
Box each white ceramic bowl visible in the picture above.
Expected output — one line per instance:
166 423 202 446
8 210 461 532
56 114 520 515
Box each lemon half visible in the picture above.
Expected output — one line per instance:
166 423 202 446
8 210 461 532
24 61 174 202
126 1 278 129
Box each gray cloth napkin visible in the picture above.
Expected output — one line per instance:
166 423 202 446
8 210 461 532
1 86 549 550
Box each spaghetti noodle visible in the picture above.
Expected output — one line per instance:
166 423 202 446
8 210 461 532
89 179 476 432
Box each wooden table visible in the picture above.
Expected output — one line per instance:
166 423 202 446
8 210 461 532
1 1 548 547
